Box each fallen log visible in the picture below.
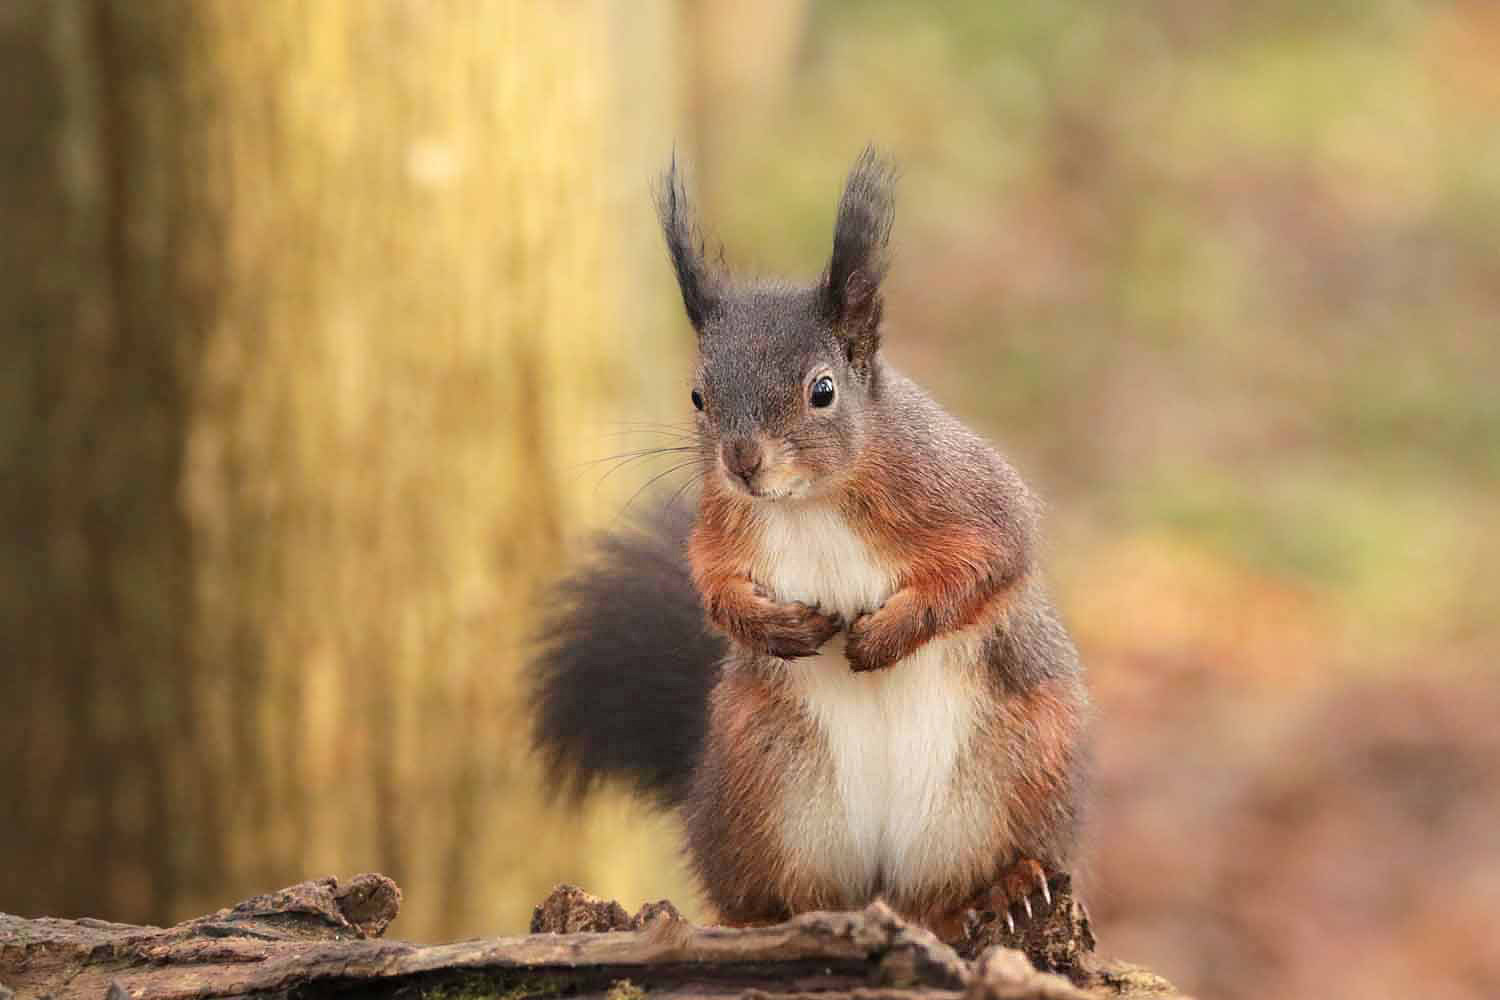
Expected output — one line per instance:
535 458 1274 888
0 875 1186 1000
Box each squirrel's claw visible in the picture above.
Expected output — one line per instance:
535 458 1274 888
977 858 1053 939
948 861 1057 949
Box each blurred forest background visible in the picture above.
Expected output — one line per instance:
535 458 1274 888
2 2 1497 999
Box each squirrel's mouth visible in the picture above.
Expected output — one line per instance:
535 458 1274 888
721 466 811 502
748 486 800 501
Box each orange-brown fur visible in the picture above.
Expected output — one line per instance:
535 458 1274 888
841 457 1032 672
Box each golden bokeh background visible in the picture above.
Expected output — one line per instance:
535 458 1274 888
3 3 1498 998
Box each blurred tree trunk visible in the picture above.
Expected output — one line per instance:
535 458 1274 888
0 0 691 938
0 0 204 926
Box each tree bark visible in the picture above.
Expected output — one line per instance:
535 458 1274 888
0 877 1187 1000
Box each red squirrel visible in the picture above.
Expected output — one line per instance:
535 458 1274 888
533 149 1089 942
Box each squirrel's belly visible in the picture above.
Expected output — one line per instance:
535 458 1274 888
753 500 1004 904
780 631 1002 905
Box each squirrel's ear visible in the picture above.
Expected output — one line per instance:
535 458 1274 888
820 146 896 368
654 156 720 334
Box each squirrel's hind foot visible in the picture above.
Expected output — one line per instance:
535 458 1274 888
974 858 1055 935
923 858 1056 947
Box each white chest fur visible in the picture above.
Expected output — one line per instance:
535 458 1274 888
750 501 893 621
750 503 990 902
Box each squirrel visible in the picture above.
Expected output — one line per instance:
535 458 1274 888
532 149 1089 942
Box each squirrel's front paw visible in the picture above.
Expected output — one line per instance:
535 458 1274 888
844 612 902 672
744 601 842 659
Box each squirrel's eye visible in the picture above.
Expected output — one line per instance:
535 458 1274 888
691 389 704 412
810 375 836 408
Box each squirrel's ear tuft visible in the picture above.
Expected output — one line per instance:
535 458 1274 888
654 155 720 333
820 146 896 366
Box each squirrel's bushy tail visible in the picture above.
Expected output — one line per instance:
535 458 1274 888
529 500 723 809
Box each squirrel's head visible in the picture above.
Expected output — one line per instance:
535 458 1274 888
656 148 896 502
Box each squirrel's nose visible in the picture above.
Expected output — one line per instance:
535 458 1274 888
722 438 764 487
